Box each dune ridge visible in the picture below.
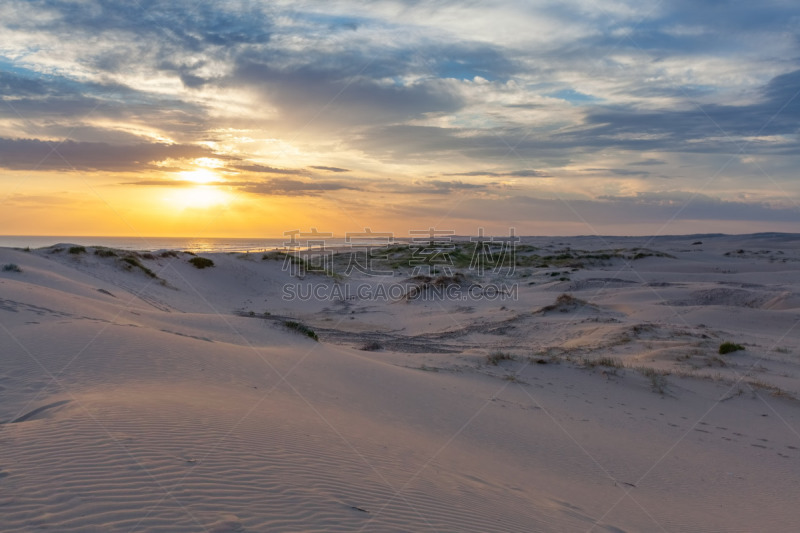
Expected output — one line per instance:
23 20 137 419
1 234 800 531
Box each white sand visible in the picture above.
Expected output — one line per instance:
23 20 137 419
1 235 799 531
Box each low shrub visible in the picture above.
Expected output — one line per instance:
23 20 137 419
68 246 86 254
284 320 319 341
719 341 745 355
584 357 624 369
636 366 669 394
121 256 158 278
361 341 383 351
539 293 587 313
189 256 215 269
2 263 22 272
486 351 515 365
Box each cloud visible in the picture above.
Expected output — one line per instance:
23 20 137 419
1 0 799 233
310 165 350 172
410 179 490 194
629 158 666 166
124 175 362 198
0 138 220 172
231 56 466 128
0 68 208 142
595 192 800 222
400 191 800 227
580 68 800 150
583 168 651 177
444 169 550 178
233 164 304 175
3 193 78 206
239 178 359 196
123 179 198 187
0 70 52 96
351 65 800 163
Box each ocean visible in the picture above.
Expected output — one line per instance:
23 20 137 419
0 235 421 253
0 236 306 253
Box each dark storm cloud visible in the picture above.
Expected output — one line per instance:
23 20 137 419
0 138 219 172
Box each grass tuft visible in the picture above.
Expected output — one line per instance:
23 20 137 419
719 341 745 355
486 350 516 365
361 341 383 351
121 256 158 278
189 256 215 269
284 320 319 341
584 357 624 369
94 248 118 258
634 366 669 394
539 293 587 313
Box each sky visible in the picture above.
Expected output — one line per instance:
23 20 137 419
1 0 799 237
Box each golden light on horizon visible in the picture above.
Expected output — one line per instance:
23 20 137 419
165 183 231 210
180 168 221 184
193 157 226 168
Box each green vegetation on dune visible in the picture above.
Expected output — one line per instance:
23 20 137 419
719 341 745 355
189 257 215 269
284 320 319 341
120 255 158 279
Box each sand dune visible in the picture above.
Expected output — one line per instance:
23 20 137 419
1 235 800 531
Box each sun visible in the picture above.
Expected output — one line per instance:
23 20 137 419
176 186 230 209
163 169 231 209
180 168 220 184
162 167 232 209
164 186 231 209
